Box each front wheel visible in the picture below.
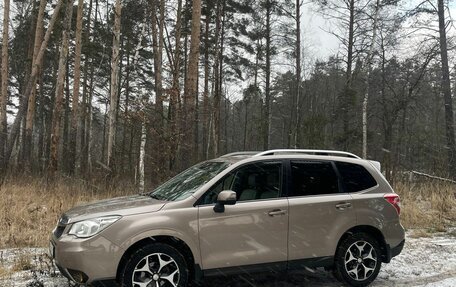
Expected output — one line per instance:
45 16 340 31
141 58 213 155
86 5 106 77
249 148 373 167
120 243 189 287
333 233 382 287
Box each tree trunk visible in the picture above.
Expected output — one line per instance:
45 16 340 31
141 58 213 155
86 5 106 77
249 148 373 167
68 0 84 174
121 46 131 171
437 0 456 178
168 0 183 171
63 62 71 172
139 120 146 193
182 0 202 164
294 0 302 149
202 1 211 159
362 0 380 159
107 0 122 169
48 0 74 177
5 0 65 167
151 0 165 177
81 0 95 176
24 0 47 172
212 0 222 157
219 0 226 154
0 0 10 171
341 0 355 151
264 0 271 150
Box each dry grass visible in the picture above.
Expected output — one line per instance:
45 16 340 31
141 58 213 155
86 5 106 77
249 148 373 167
0 177 454 248
395 181 456 232
0 176 136 248
0 265 10 278
11 254 32 272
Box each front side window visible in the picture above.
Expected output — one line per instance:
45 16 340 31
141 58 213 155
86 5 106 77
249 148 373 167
335 162 377 192
201 161 283 204
150 161 230 201
290 161 339 197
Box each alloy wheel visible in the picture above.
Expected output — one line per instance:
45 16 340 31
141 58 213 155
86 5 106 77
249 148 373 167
132 253 180 287
344 240 378 281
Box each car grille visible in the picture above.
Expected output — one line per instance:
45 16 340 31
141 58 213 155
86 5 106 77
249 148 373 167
54 225 66 239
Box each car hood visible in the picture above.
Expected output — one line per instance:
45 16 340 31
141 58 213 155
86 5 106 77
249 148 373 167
62 195 166 223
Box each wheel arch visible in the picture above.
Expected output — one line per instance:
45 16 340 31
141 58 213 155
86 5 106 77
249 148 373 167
337 225 388 262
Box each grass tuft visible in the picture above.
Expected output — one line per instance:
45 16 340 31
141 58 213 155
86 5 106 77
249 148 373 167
394 181 456 232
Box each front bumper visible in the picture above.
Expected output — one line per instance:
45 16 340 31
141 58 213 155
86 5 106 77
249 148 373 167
50 231 124 284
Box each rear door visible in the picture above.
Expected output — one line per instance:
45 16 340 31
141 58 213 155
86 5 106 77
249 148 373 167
287 160 356 263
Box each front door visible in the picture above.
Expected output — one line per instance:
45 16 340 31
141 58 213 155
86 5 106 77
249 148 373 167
197 161 288 271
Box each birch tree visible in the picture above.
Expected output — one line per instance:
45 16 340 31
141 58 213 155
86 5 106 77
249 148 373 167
139 120 146 193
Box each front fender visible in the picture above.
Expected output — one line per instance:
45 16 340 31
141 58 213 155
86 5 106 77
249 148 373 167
102 207 201 265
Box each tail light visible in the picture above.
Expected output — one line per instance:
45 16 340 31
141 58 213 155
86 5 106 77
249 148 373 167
384 193 401 215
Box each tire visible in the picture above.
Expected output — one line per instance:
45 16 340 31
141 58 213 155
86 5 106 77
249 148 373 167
333 233 382 287
120 243 189 287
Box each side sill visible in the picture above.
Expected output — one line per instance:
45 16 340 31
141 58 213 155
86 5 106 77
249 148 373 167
288 256 334 270
203 261 287 277
201 257 334 278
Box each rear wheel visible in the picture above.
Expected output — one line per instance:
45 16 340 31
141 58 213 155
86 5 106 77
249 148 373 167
333 233 381 287
120 243 189 287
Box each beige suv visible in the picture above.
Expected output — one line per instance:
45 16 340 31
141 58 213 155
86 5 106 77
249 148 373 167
50 150 405 287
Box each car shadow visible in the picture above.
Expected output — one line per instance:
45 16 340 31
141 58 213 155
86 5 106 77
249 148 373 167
202 269 343 286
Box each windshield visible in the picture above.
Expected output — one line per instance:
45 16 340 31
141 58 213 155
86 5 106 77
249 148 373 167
149 161 230 201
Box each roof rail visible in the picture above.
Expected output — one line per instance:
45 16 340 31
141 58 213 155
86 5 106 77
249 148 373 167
253 149 361 159
220 151 260 158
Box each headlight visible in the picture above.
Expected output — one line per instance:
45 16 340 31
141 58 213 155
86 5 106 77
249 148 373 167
68 216 121 238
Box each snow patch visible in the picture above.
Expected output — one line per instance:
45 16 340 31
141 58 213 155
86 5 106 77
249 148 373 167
0 232 455 286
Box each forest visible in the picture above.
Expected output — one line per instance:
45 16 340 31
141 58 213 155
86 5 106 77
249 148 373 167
0 0 455 190
0 1 456 286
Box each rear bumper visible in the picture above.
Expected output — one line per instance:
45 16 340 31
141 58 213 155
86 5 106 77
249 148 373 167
384 239 405 263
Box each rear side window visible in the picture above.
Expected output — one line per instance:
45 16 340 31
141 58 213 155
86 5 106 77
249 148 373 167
290 161 339 196
336 162 377 193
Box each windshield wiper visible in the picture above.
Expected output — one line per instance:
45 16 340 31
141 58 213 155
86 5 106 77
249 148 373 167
139 192 159 199
148 193 164 200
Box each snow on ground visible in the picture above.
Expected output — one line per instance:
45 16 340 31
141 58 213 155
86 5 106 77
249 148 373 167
0 232 455 287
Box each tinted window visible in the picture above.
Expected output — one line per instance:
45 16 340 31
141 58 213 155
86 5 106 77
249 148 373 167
201 162 282 204
336 162 377 193
290 161 339 196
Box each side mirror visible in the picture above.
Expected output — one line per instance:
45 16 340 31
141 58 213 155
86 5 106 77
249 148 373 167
214 190 237 213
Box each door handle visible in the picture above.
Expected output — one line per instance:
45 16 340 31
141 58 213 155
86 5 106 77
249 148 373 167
335 202 352 210
268 209 287 216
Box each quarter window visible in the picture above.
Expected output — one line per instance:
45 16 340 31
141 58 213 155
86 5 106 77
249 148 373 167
290 161 339 196
335 162 377 192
